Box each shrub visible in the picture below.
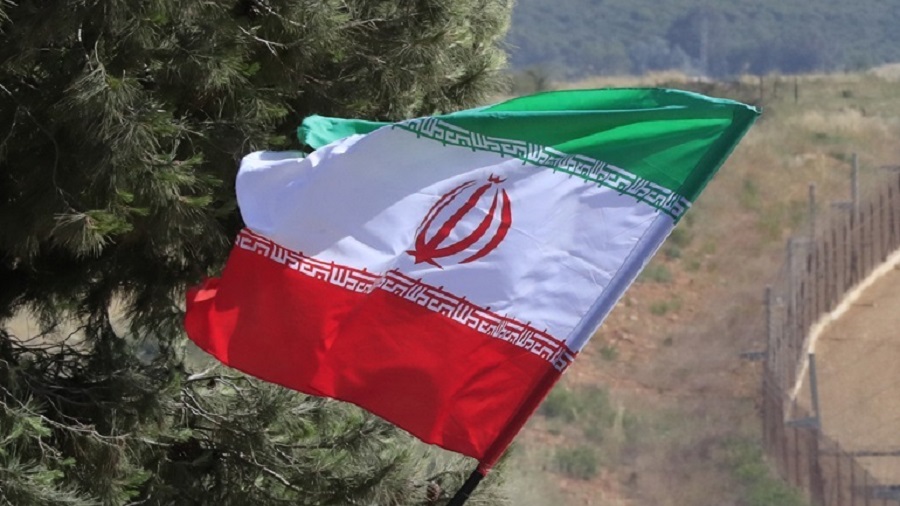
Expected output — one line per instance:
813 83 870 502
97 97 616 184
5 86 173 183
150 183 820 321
553 447 599 480
650 297 682 316
538 386 615 427
727 439 808 506
538 386 579 422
669 226 694 248
638 263 673 283
663 244 683 260
600 344 620 361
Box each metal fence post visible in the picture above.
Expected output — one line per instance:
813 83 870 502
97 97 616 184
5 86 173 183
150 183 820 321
764 286 774 451
852 153 860 218
810 183 818 241
809 354 825 505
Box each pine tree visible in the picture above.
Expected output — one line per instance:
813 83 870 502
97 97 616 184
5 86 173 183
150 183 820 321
0 1 512 503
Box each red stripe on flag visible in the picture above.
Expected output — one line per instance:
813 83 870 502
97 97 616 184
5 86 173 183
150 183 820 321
185 235 570 468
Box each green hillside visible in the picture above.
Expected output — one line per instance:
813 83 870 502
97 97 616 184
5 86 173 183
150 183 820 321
507 0 900 78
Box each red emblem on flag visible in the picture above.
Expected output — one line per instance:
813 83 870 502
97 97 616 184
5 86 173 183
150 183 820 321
407 175 512 268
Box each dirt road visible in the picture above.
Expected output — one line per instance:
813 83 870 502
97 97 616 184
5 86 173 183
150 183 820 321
802 265 900 485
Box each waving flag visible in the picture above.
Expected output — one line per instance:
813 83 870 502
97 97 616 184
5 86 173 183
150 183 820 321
185 88 757 472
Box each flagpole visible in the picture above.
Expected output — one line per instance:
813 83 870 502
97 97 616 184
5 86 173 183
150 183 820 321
447 468 484 506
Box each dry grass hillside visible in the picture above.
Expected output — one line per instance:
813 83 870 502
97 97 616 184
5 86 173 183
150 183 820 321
502 69 900 505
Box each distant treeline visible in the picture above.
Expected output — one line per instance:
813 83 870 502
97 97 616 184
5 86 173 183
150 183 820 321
507 0 900 78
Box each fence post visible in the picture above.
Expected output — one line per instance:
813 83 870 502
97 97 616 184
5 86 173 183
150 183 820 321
822 232 831 315
786 237 799 373
808 434 824 505
879 192 886 264
810 183 818 240
851 154 861 283
781 397 790 480
852 153 860 218
794 425 802 488
869 201 876 272
785 238 794 383
766 286 774 361
809 354 821 428
893 175 900 249
830 227 839 307
764 286 774 451
863 470 870 506
890 185 895 251
809 184 822 319
808 353 825 505
837 450 843 506
843 216 851 296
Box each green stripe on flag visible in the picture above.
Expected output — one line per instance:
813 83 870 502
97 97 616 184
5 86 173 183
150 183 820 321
443 89 757 203
298 116 386 149
392 118 691 219
298 88 758 205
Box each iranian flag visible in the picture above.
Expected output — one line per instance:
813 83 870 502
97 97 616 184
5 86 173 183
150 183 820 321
185 88 757 472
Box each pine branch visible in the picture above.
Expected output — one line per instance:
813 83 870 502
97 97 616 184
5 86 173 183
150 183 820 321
0 0 512 502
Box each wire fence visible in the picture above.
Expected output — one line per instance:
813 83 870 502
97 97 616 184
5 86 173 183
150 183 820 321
763 155 900 505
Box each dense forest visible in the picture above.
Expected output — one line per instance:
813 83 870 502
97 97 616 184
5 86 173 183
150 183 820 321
507 0 900 78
